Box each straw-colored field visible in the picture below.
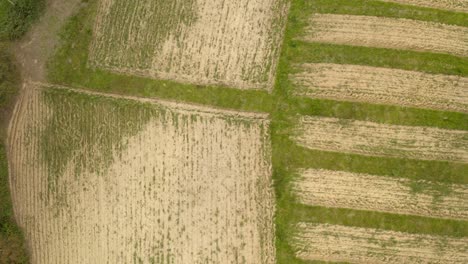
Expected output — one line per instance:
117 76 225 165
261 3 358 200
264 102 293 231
89 0 289 90
291 63 468 113
303 14 468 56
293 223 468 264
8 83 275 264
379 0 468 12
292 169 468 220
293 116 468 162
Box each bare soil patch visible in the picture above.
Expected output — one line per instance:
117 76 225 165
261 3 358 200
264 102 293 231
303 14 468 57
8 82 276 264
293 223 468 264
291 63 468 113
292 169 468 220
89 0 289 90
293 116 468 162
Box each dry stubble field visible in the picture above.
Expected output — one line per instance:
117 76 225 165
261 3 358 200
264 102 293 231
8 83 275 264
291 63 468 113
303 14 468 57
292 169 468 220
89 0 289 90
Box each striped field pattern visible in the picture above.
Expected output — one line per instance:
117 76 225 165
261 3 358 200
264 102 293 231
8 83 275 264
89 0 289 90
293 223 468 264
302 14 468 57
291 63 468 113
292 169 468 220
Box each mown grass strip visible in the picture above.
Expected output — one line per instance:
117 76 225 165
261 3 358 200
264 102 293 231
288 42 468 77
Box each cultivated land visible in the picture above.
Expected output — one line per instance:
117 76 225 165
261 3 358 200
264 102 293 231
292 169 468 220
8 83 275 264
89 0 289 90
291 63 468 113
378 0 468 12
293 223 468 264
25 0 468 263
293 116 468 162
303 14 468 57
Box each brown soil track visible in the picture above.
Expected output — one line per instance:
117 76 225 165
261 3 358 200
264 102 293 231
379 0 468 13
7 82 276 264
291 63 468 113
303 14 468 57
90 0 289 91
292 169 468 220
293 116 468 163
293 223 468 264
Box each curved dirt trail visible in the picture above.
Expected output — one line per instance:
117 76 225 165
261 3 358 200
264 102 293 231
13 0 84 82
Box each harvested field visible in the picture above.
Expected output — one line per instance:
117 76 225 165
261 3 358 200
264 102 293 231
292 169 468 220
8 83 275 264
292 116 468 162
291 63 468 113
293 223 468 264
89 0 289 90
302 14 468 57
378 0 468 12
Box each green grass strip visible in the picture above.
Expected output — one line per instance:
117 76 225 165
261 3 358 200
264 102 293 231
289 42 468 77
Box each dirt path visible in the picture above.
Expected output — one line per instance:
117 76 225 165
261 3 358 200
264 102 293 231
13 0 84 82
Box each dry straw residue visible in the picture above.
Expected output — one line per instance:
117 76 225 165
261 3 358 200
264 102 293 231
90 0 289 90
293 116 468 162
378 0 468 13
8 83 276 264
303 14 468 57
292 169 468 220
291 63 468 113
293 223 468 264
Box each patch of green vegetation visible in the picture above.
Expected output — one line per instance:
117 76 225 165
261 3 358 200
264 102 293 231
0 0 45 40
45 0 468 263
0 44 28 263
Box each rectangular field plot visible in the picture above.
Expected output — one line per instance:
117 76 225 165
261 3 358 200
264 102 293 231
291 63 468 113
302 14 468 57
292 169 468 220
89 0 289 90
293 223 468 264
8 83 275 264
379 0 468 12
292 116 468 162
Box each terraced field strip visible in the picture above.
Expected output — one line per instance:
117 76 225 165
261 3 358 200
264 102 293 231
292 169 468 220
302 14 468 57
8 82 275 264
90 0 289 90
293 116 468 162
291 63 468 113
293 223 468 263
378 0 468 12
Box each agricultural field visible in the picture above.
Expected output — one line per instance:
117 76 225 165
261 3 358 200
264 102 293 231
294 223 468 263
8 83 275 263
291 63 468 113
378 0 468 12
293 116 468 162
89 0 289 90
292 169 468 220
303 14 468 57
4 0 467 263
